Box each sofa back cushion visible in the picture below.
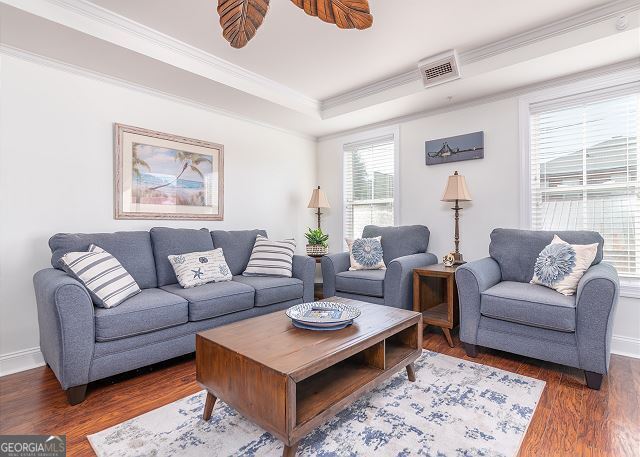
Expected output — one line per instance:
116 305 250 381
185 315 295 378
150 227 214 286
49 231 157 289
361 225 430 266
489 228 604 283
211 229 267 276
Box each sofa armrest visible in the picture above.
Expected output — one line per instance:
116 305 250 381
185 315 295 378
33 268 95 390
321 252 350 298
575 262 620 374
292 255 316 303
455 257 502 345
385 252 438 310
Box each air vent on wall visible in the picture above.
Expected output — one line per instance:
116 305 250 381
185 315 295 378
418 50 461 88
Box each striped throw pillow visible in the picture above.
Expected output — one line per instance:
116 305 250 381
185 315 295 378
243 235 296 278
59 244 141 308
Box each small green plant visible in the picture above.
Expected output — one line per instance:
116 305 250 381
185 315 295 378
305 228 329 247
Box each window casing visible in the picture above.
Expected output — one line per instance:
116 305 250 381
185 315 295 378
343 134 396 242
527 87 639 278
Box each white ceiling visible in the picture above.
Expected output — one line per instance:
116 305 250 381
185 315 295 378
88 0 613 100
1 0 639 138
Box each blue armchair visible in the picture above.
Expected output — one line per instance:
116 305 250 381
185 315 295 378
456 228 619 389
322 225 437 309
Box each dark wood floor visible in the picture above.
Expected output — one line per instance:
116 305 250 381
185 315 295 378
1 329 638 456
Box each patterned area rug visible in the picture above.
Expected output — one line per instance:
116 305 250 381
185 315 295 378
88 351 545 457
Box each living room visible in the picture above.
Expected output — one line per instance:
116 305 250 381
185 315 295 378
0 0 639 456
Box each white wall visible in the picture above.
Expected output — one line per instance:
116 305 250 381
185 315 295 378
0 55 317 373
318 98 640 358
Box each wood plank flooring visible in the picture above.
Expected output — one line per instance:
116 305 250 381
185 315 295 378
0 328 638 456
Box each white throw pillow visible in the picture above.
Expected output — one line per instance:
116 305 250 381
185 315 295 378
168 248 232 288
346 236 386 271
59 244 141 308
243 235 296 277
530 235 599 296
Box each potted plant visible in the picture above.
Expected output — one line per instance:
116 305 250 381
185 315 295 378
305 228 329 256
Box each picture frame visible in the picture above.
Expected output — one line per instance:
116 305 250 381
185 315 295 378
425 131 484 166
114 123 224 220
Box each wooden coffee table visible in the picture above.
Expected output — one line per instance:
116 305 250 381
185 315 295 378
196 297 423 456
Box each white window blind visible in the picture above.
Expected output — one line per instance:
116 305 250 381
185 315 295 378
343 135 395 241
529 87 640 277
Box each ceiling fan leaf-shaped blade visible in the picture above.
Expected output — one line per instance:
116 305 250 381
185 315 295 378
217 0 270 48
290 0 372 30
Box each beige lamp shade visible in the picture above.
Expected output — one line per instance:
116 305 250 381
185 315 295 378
441 171 472 202
307 186 330 209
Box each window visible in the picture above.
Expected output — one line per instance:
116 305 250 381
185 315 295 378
527 87 639 278
343 134 396 241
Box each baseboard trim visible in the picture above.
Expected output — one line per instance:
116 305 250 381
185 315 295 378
1 335 637 377
0 347 45 377
611 335 640 359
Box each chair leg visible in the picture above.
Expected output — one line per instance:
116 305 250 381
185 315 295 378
66 384 87 405
463 343 478 358
584 371 603 390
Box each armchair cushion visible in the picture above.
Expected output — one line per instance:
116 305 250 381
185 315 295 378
489 228 604 283
481 281 576 332
94 288 188 342
362 225 430 266
335 270 385 297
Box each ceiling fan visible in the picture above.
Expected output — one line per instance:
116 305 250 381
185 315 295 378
217 0 374 48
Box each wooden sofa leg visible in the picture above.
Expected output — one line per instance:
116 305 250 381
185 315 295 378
66 384 88 405
584 371 603 390
463 343 478 358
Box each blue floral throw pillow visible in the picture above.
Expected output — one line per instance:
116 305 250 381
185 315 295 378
531 235 598 295
346 236 386 270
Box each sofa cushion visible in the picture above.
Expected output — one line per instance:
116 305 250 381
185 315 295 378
481 281 576 332
49 231 157 288
161 282 254 321
94 288 188 341
233 275 303 307
489 228 604 283
362 225 429 266
335 269 386 298
150 228 214 286
211 229 267 276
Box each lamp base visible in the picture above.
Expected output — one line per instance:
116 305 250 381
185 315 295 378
453 252 466 265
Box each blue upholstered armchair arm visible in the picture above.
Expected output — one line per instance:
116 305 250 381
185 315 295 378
455 257 502 345
385 252 438 310
321 252 350 298
292 255 316 303
575 262 619 374
33 268 95 390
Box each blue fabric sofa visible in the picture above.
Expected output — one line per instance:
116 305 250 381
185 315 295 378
456 228 619 389
33 228 315 404
321 225 438 309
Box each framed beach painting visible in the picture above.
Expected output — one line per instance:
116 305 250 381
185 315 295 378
114 124 224 220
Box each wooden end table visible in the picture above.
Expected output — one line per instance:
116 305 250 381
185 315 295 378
196 297 422 456
413 263 459 347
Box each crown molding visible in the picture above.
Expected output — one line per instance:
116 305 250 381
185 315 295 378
0 44 317 141
320 0 640 111
2 0 321 116
318 58 640 142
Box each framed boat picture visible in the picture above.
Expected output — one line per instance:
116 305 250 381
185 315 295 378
114 123 224 220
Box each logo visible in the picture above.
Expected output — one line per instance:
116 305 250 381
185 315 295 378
0 435 66 457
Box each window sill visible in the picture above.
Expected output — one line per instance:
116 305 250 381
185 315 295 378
619 279 640 299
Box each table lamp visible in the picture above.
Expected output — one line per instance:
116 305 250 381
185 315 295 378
307 186 330 229
441 171 472 264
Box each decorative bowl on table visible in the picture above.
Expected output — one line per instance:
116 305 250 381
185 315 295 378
286 301 361 331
